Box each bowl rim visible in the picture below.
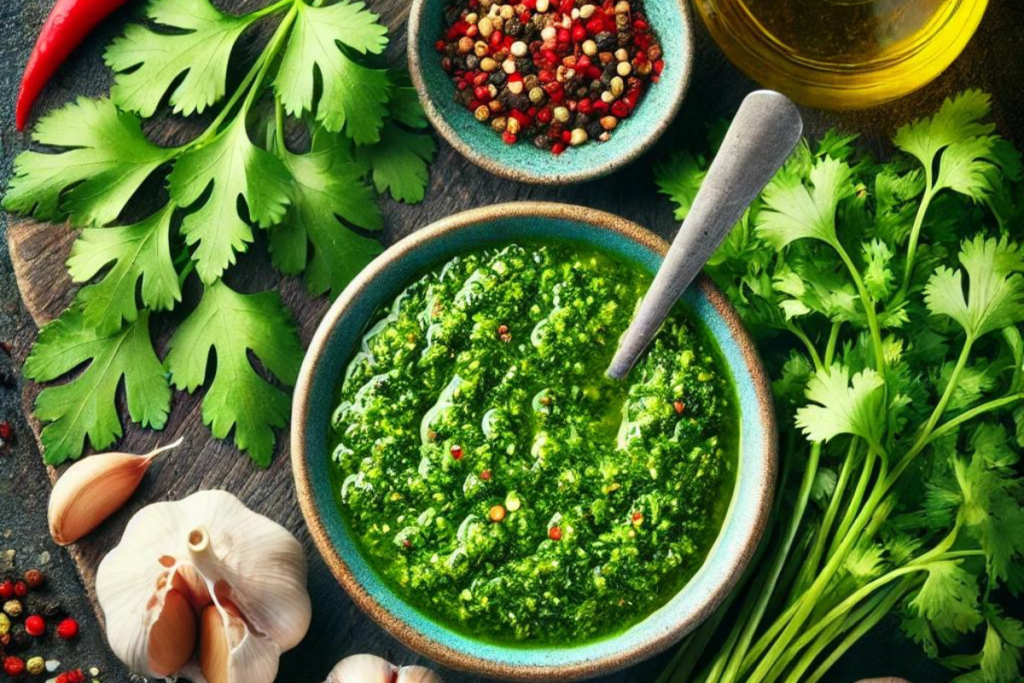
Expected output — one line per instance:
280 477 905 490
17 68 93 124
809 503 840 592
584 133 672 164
292 201 777 680
406 0 694 185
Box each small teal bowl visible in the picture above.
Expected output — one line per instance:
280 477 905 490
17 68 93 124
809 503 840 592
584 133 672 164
407 0 694 184
292 203 776 680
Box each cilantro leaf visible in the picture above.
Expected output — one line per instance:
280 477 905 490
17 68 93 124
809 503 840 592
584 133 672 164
3 98 174 227
269 132 383 298
894 90 995 181
795 365 886 446
387 85 431 129
167 116 292 284
654 151 708 221
924 235 1024 340
908 561 984 638
165 281 302 465
862 239 896 299
756 156 855 250
104 0 254 117
953 452 1024 587
67 204 181 335
355 121 436 203
23 310 170 465
274 0 390 144
981 612 1024 682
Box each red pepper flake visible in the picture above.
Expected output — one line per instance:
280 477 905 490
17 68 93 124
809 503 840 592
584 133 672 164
548 526 562 541
450 444 464 460
12 581 27 598
673 400 685 415
402 538 413 549
632 512 644 525
24 615 44 637
56 617 79 640
480 469 492 481
4 656 25 677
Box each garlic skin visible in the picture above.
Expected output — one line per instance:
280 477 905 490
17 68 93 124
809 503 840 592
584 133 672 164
48 437 183 545
326 655 443 683
96 490 311 683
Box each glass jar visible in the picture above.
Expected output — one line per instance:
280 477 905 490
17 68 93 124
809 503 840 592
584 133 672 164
695 0 988 109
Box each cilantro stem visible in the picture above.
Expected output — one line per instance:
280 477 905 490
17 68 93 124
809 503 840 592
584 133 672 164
834 241 885 373
786 322 823 372
242 6 298 114
824 322 841 366
827 444 874 557
900 173 936 297
250 0 294 19
905 334 975 464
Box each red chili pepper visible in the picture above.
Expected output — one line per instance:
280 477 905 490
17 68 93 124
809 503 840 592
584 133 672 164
16 0 133 131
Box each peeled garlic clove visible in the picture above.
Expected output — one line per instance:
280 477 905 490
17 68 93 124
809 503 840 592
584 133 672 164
326 654 398 683
398 665 445 683
49 437 183 545
148 589 197 676
97 490 310 683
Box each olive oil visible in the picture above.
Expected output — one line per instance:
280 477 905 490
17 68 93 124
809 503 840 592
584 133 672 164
695 0 988 109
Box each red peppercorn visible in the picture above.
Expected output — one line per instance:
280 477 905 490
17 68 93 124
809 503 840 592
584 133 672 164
502 131 518 145
548 526 562 541
551 142 566 155
0 422 11 441
0 580 13 600
4 656 25 677
24 615 44 637
450 444 464 460
13 581 27 598
23 569 44 589
56 670 86 683
56 617 79 640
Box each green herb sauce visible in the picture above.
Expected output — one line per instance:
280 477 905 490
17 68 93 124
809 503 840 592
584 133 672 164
332 243 736 643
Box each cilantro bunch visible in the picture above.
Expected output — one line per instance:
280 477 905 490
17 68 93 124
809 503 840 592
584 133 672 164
4 0 435 466
655 92 1024 683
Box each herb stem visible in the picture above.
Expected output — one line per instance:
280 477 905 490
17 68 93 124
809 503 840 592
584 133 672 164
834 241 885 373
242 6 298 114
827 443 873 557
905 334 975 462
786 322 824 372
900 176 936 296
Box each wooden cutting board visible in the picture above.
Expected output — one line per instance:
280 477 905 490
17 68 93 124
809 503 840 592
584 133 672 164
6 0 1023 681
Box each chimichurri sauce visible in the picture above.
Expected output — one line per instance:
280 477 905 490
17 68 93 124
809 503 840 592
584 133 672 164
332 243 736 644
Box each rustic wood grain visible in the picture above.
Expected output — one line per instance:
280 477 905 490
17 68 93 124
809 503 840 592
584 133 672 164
6 1 1023 682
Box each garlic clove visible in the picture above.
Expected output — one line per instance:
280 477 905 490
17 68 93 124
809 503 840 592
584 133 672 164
148 588 197 676
398 665 445 683
199 601 281 683
49 437 183 545
326 654 398 683
199 604 230 683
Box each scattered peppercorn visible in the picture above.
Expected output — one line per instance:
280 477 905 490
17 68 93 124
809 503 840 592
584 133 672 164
0 580 13 600
437 0 664 154
56 670 86 683
0 613 9 636
23 615 44 637
548 525 563 541
9 625 31 651
56 617 79 640
12 581 27 598
3 599 23 618
4 656 25 677
40 600 64 619
23 570 43 590
25 656 44 676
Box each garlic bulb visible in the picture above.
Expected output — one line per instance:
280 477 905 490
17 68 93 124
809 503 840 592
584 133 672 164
96 490 311 683
326 654 443 683
49 437 183 545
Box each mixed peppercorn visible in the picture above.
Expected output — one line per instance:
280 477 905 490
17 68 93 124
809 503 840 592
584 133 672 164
0 567 85 679
437 0 664 154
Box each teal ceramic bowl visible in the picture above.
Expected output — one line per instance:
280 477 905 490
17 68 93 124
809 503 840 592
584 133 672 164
292 203 776 681
407 1 693 184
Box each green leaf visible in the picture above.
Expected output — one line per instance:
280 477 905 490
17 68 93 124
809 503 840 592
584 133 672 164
23 310 170 465
953 452 1024 587
924 235 1024 340
894 90 995 175
165 281 302 465
981 613 1024 683
387 84 430 129
654 151 708 221
3 98 174 227
274 0 390 143
908 561 984 638
355 121 436 203
862 239 896 299
167 116 292 284
269 134 383 298
756 156 854 250
104 0 254 117
67 204 181 335
794 365 886 446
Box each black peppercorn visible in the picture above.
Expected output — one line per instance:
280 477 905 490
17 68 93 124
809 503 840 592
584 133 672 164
8 625 30 651
41 601 64 619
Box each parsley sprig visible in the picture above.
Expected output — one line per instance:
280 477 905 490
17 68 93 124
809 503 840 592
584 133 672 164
655 91 1024 683
4 0 435 466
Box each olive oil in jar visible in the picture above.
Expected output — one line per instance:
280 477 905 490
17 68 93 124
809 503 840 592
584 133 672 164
695 0 988 109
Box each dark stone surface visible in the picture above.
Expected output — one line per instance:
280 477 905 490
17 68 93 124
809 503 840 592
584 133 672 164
0 0 1021 682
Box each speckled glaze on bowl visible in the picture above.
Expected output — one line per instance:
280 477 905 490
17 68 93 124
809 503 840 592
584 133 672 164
407 0 693 184
292 203 776 681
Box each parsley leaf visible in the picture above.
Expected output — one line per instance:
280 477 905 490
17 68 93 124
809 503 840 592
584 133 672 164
795 365 886 446
274 0 390 143
104 0 255 117
355 121 436 203
269 132 383 298
23 310 170 465
67 204 181 335
925 235 1024 340
167 116 292 283
2 98 174 226
165 281 302 465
